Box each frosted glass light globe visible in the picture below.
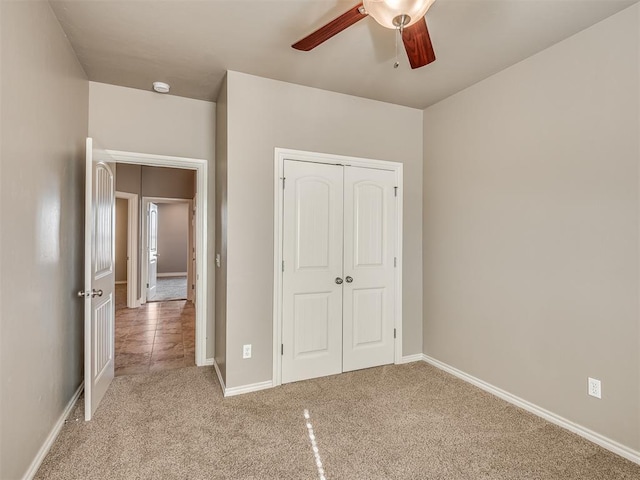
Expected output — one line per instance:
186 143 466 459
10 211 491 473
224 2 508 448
362 0 435 29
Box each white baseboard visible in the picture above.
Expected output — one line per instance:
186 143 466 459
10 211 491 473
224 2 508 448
157 272 187 278
22 382 84 480
399 353 423 364
203 357 215 366
224 380 273 397
211 359 273 397
212 359 226 395
421 354 640 465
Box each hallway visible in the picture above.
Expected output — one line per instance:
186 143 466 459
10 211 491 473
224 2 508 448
115 285 195 376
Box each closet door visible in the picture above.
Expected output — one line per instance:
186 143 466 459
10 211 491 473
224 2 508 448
282 160 344 383
342 166 396 372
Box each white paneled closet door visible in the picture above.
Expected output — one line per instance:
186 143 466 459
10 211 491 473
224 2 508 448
342 166 396 372
281 160 397 384
281 160 344 384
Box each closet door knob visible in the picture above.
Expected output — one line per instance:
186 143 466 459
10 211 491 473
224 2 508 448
335 277 343 285
345 276 353 283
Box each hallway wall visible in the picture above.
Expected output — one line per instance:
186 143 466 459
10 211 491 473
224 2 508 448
115 198 128 283
157 203 189 275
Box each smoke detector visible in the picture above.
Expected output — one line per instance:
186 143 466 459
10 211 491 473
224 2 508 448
152 81 170 94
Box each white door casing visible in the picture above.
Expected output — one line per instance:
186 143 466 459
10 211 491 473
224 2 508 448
83 137 115 421
147 202 158 299
104 150 208 366
281 160 344 383
189 196 196 302
342 166 396 372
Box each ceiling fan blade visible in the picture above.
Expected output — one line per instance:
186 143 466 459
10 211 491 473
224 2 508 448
292 3 367 51
402 17 436 69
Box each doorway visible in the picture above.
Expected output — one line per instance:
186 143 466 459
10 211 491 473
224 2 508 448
109 150 209 371
142 197 193 303
115 191 139 309
273 149 404 386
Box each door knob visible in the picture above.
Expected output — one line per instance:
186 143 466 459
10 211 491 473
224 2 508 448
77 289 103 298
335 277 343 285
345 276 353 283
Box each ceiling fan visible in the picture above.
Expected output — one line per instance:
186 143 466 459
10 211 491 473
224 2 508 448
292 0 437 69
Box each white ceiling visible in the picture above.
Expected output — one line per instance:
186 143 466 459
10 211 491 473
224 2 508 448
50 0 637 109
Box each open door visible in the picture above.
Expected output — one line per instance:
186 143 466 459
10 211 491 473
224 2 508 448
146 202 158 300
80 138 115 421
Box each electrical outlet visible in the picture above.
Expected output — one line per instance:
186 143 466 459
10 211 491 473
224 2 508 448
243 344 252 359
588 377 601 399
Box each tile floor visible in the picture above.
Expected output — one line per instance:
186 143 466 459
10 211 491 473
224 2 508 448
115 284 195 376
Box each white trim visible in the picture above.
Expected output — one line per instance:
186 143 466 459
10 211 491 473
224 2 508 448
213 359 273 397
108 150 209 367
22 382 84 480
399 354 423 364
422 354 640 466
213 359 226 396
273 148 404 387
204 357 215 366
224 380 274 398
157 272 188 278
115 191 139 308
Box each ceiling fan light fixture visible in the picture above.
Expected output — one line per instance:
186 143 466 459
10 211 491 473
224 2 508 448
363 0 435 29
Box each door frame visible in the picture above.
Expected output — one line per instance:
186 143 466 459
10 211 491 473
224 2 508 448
141 197 192 304
272 148 403 387
107 149 209 367
115 191 139 308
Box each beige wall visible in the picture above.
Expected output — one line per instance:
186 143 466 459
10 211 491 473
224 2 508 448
0 1 89 478
115 198 128 282
215 75 228 382
116 165 195 199
89 82 216 358
157 203 189 274
115 163 141 194
88 82 215 160
223 71 423 388
423 4 640 451
142 166 195 199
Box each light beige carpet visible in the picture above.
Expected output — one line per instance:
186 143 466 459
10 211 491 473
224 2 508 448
148 276 188 302
36 363 640 479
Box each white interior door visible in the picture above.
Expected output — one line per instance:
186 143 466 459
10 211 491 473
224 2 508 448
282 160 344 383
342 166 396 372
147 202 158 299
82 137 115 421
